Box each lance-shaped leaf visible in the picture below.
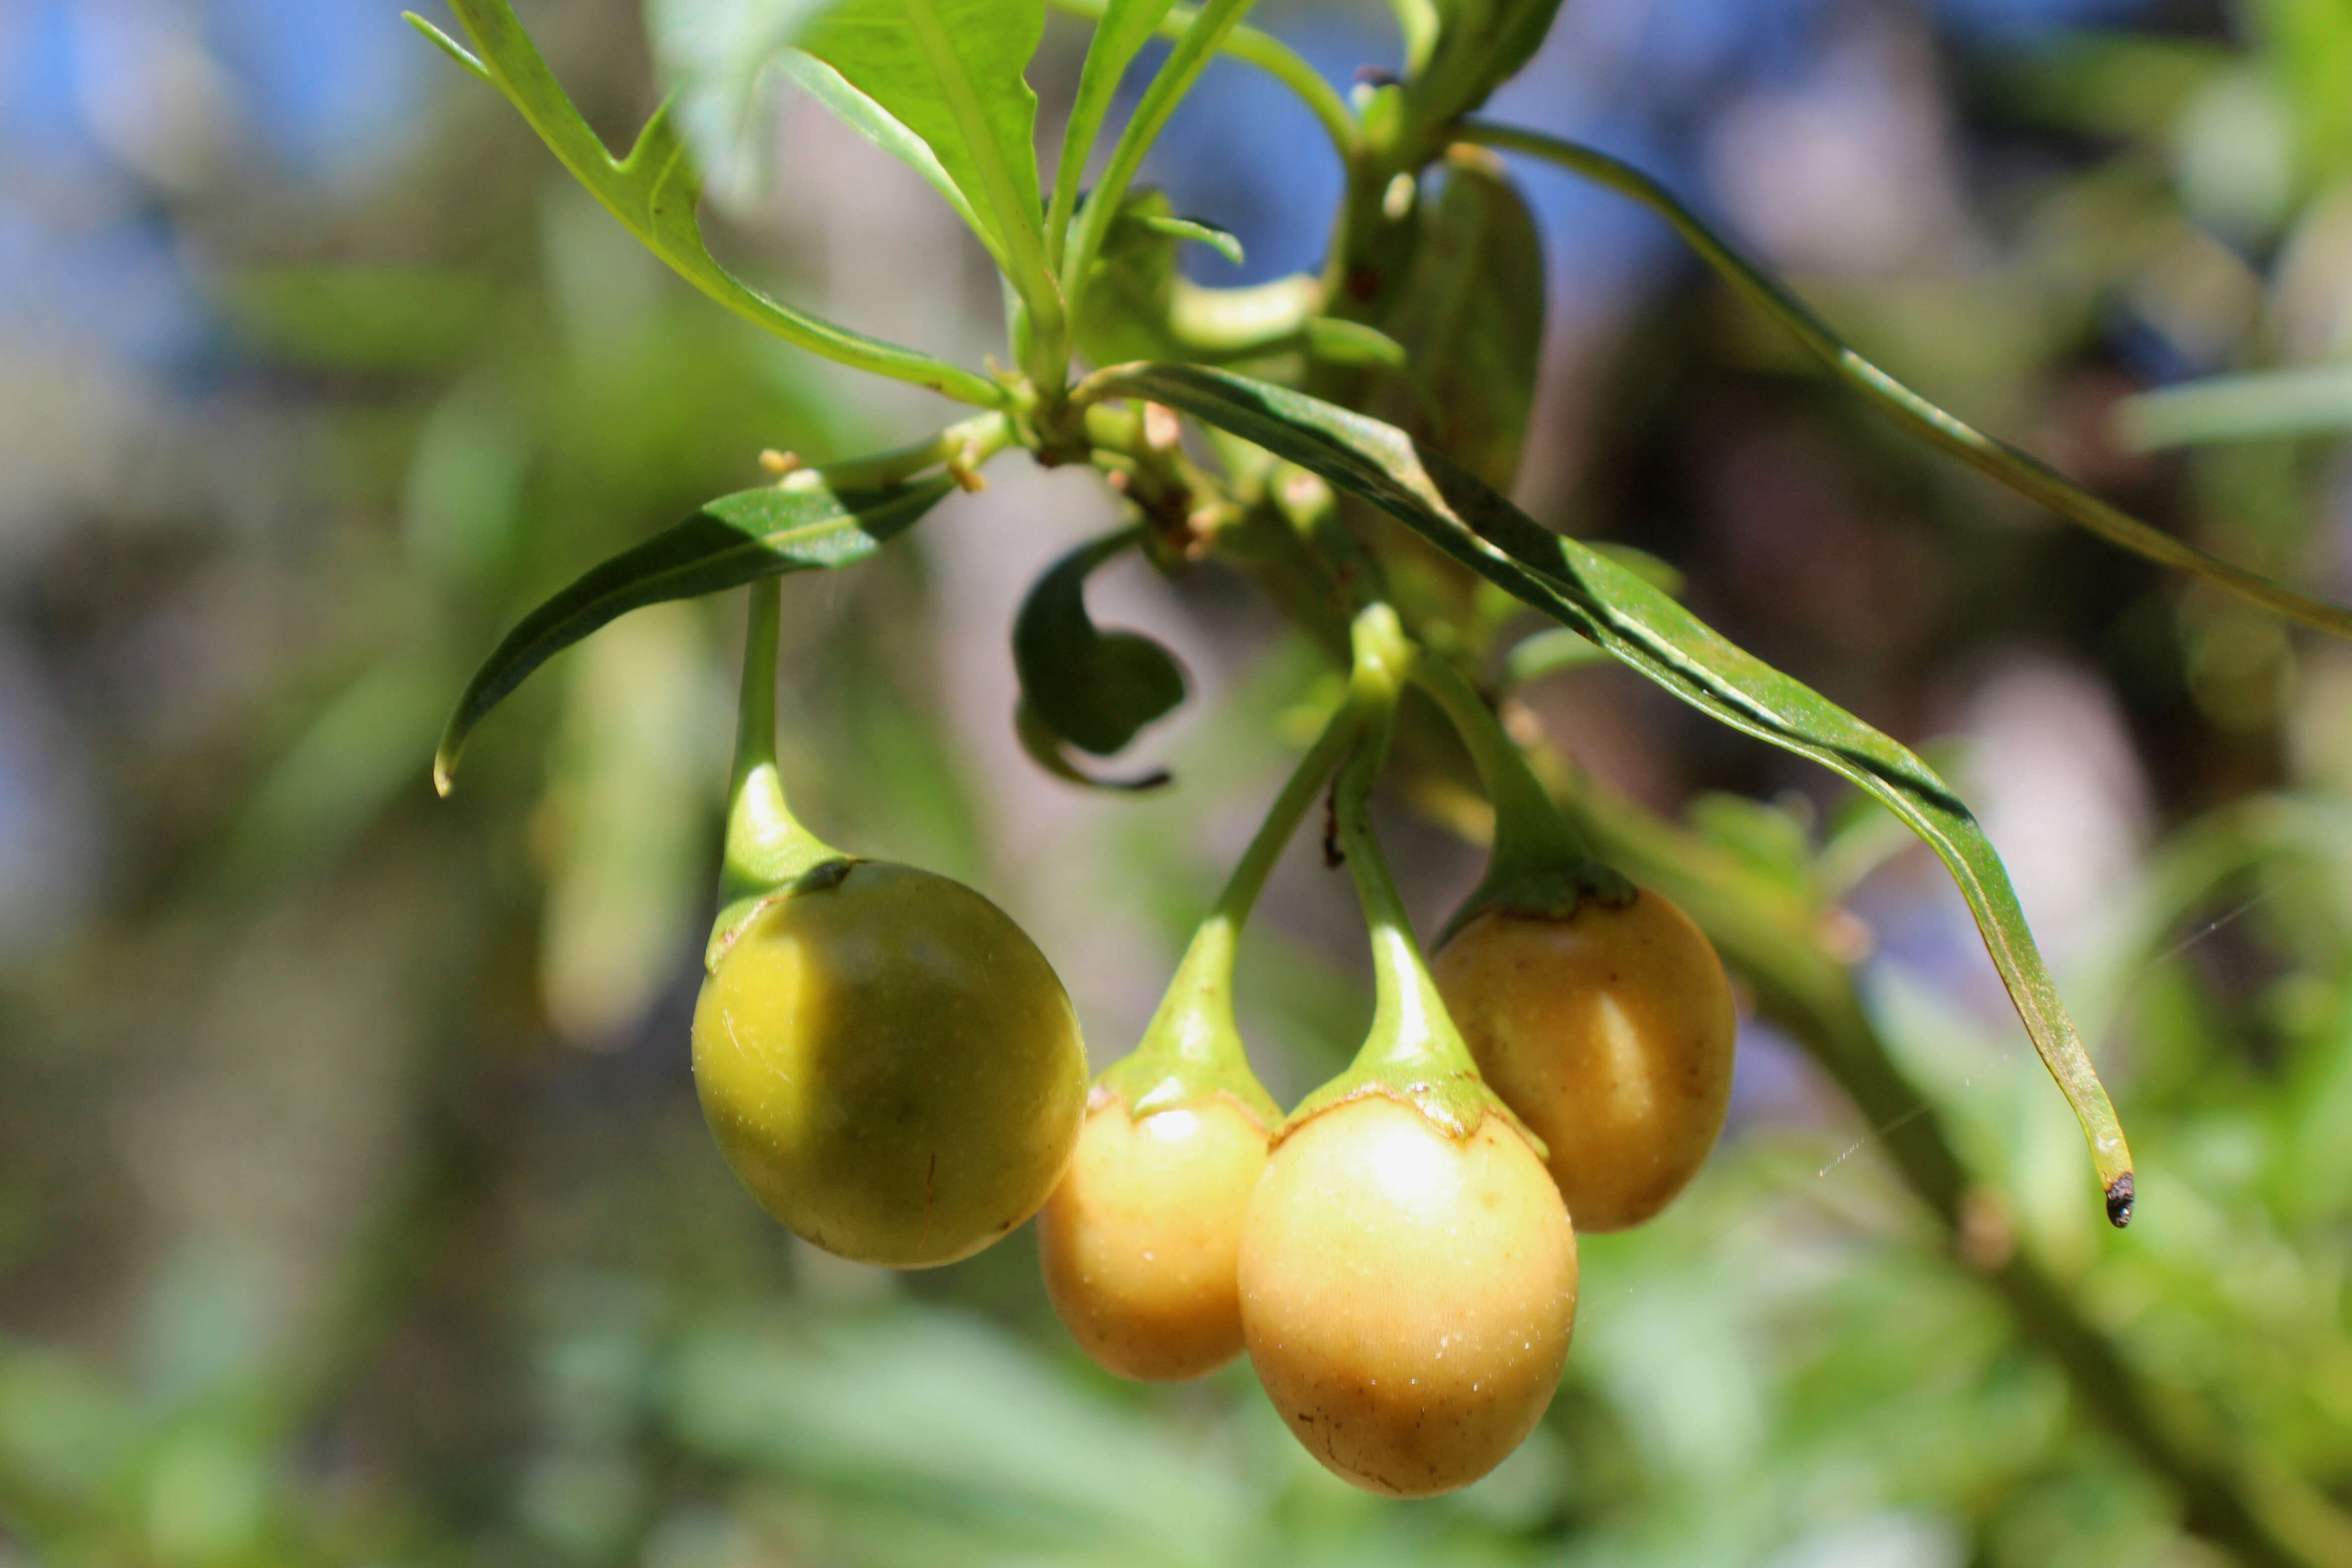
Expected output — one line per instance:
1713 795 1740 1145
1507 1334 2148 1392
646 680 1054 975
1462 122 2352 642
435 475 956 793
1073 189 1324 371
1371 147 1545 493
1046 0 1182 265
408 1 1004 407
1062 0 1260 326
2113 364 2352 450
1400 0 1564 145
796 0 1058 323
1092 361 2136 1223
1013 530 1188 757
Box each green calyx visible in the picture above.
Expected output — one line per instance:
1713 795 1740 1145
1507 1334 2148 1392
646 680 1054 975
706 577 850 970
1280 607 1543 1156
1101 915 1282 1130
1412 650 1631 949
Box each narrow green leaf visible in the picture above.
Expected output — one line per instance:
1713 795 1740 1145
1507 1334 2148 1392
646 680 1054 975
1013 530 1188 756
1045 0 1356 160
435 475 956 793
1463 121 2352 642
1071 190 1318 369
773 50 1000 266
2114 364 2352 449
1129 213 1245 267
798 0 1058 321
1062 0 1260 330
1401 0 1563 139
1369 149 1544 492
1047 0 1183 268
1303 317 1408 368
426 0 1005 407
402 11 491 82
1094 361 2136 1217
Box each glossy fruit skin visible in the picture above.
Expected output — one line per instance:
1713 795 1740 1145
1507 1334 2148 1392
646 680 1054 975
692 861 1087 1268
1238 1096 1577 1498
1433 890 1736 1232
1038 1090 1270 1381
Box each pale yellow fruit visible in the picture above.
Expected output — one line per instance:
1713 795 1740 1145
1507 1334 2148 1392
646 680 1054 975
1434 891 1734 1231
1238 1096 1577 1497
1038 1092 1270 1381
692 862 1088 1268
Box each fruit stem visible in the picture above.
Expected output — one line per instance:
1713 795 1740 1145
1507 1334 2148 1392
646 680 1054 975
1412 647 1631 939
717 578 839 920
1332 636 1479 1093
1110 624 1380 1126
1269 602 1532 1151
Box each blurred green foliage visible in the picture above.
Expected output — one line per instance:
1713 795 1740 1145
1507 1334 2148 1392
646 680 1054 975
4 1 2352 1565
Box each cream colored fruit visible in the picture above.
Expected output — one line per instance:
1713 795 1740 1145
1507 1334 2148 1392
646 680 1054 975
692 861 1088 1268
1238 1096 1577 1498
1433 891 1735 1232
1038 1092 1270 1381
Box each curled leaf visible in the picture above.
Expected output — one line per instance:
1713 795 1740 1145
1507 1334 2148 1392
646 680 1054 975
1013 530 1189 761
1015 700 1174 791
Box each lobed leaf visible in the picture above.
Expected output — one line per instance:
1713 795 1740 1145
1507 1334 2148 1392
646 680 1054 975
1092 361 2137 1219
435 475 956 793
1462 122 2352 642
414 1 1004 406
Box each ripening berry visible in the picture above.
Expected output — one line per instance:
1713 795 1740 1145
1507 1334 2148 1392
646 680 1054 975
1038 1091 1270 1381
693 862 1088 1267
1433 889 1735 1231
1238 1096 1577 1497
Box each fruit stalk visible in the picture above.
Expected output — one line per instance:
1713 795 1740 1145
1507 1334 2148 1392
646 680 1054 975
1109 687 1370 1121
709 579 845 966
1409 649 1629 937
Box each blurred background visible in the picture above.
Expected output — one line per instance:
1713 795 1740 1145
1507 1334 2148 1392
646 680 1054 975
5 0 2352 1562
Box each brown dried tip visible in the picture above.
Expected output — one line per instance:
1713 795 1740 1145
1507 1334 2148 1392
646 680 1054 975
2104 1172 2134 1228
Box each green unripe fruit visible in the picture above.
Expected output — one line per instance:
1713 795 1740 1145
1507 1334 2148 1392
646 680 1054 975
692 861 1088 1267
1433 888 1735 1232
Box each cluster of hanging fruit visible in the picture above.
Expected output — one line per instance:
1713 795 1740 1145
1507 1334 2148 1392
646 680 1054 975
694 592 1735 1497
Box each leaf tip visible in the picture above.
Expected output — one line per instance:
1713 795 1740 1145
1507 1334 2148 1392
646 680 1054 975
432 737 462 798
2104 1171 2134 1229
403 12 493 84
